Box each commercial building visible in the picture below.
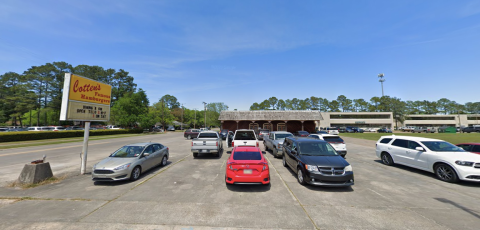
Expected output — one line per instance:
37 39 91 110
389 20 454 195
403 114 480 128
218 111 394 132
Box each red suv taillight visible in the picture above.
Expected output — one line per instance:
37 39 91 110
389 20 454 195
232 141 234 146
257 142 259 147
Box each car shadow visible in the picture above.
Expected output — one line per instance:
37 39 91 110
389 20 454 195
373 160 480 187
193 150 224 160
226 183 271 192
93 161 172 186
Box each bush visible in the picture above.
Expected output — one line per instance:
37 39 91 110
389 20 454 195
0 129 143 142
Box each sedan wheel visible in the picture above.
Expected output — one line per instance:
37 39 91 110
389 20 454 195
160 156 167 166
282 155 288 167
435 164 458 183
130 166 141 181
187 135 192 139
297 168 306 185
273 148 278 158
381 153 394 166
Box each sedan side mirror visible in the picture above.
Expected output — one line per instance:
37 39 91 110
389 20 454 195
143 153 150 157
415 147 425 152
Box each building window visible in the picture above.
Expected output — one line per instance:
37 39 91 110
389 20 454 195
330 114 391 119
467 116 480 120
249 123 259 130
277 123 286 131
263 123 272 130
405 117 455 120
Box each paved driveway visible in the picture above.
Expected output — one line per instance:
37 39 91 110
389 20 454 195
0 133 479 229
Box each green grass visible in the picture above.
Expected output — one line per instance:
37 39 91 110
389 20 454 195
0 132 162 150
339 132 480 144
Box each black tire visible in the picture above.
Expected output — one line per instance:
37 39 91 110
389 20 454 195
434 164 459 183
187 135 192 140
160 156 167 166
273 148 278 158
381 153 394 166
282 155 288 167
193 152 198 158
297 168 307 185
130 166 141 181
265 144 269 151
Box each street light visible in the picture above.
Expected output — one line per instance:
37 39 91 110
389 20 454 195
378 73 385 97
202 102 207 128
181 103 185 130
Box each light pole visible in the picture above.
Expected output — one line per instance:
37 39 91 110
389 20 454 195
193 108 197 129
181 103 184 130
378 73 385 97
202 102 207 128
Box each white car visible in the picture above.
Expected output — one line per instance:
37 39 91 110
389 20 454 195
27 126 54 131
376 135 480 183
308 134 347 158
326 127 339 135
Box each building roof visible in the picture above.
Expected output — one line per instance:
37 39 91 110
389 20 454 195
219 110 323 121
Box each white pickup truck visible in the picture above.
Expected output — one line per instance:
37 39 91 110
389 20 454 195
191 131 223 158
227 129 259 148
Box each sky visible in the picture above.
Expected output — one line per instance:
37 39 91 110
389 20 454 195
1 0 479 111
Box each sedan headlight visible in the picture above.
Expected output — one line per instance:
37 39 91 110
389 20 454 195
92 163 97 170
344 165 353 172
114 163 131 171
455 161 474 167
305 165 318 172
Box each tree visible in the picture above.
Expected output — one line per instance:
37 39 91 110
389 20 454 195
310 96 319 110
153 99 175 130
327 100 340 112
337 95 353 112
277 99 286 110
110 89 149 127
318 98 329 112
369 97 381 112
250 103 261 110
160 94 180 109
268 97 278 110
437 98 451 115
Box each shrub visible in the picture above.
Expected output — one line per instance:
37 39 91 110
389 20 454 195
0 129 143 142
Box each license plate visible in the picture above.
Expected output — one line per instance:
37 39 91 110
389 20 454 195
244 169 252 174
201 150 208 153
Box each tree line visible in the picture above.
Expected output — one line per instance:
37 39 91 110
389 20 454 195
250 96 480 123
0 62 227 129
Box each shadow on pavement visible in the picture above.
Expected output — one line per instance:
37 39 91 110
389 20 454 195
226 183 271 192
435 197 480 219
93 161 171 186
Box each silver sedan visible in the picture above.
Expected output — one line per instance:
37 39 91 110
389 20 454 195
92 142 169 182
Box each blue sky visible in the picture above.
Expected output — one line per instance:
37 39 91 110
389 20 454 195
1 0 479 110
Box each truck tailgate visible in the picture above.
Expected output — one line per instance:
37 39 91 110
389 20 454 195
234 140 258 147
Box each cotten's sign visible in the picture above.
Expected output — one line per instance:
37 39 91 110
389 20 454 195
60 73 112 121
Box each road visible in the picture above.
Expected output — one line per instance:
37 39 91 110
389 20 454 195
0 132 480 229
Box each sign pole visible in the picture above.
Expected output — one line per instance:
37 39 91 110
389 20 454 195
81 121 91 174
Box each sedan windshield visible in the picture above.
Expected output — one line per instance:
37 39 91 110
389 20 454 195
421 141 465 152
299 142 338 156
110 146 145 157
275 134 293 140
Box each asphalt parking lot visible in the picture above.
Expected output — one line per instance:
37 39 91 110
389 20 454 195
1 132 480 229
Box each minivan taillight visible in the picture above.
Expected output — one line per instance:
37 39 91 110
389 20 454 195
216 141 218 146
232 141 234 146
191 142 193 146
257 142 259 147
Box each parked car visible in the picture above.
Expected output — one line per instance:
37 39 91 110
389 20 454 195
191 131 223 158
51 126 66 131
282 137 354 186
412 127 436 133
376 135 480 183
377 128 392 133
326 127 339 135
92 142 169 181
167 126 175 131
65 126 84 130
316 130 328 134
294 131 310 137
308 134 347 158
0 128 8 132
106 125 121 129
226 131 234 147
184 129 201 139
402 126 416 132
27 126 54 131
462 127 480 133
257 129 270 140
219 129 229 140
456 143 480 154
228 129 259 148
263 131 294 158
225 146 270 185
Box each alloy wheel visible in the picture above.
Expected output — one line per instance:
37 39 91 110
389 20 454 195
437 165 453 181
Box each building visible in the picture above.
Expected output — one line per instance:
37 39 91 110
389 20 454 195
403 114 480 128
218 111 394 132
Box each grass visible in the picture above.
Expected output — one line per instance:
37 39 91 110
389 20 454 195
0 132 162 150
7 174 68 189
339 132 480 144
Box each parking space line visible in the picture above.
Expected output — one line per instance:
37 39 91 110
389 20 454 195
265 154 319 230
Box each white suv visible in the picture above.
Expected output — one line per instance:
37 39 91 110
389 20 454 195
308 134 347 157
376 135 480 183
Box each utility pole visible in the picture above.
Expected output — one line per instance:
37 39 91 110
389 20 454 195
203 102 207 128
162 98 166 132
181 103 184 130
378 73 385 97
194 109 197 129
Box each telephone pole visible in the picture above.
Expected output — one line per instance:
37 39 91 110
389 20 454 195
202 102 207 128
378 73 385 97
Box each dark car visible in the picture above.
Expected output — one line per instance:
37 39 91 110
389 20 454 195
377 128 392 133
348 127 363 133
219 129 229 140
456 143 480 154
184 129 200 139
282 137 354 186
462 127 480 133
316 130 328 134
294 131 310 137
257 129 270 140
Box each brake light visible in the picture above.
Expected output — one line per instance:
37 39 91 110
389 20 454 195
216 141 218 146
232 141 234 146
191 142 193 146
257 142 259 147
